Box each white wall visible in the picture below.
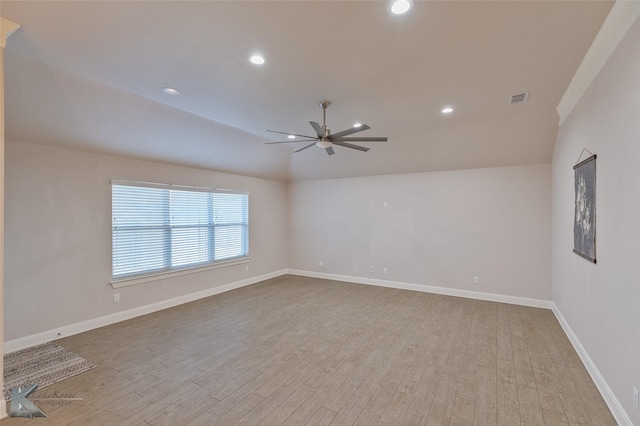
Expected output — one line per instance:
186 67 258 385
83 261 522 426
4 140 288 341
289 164 551 301
5 139 552 345
552 16 640 425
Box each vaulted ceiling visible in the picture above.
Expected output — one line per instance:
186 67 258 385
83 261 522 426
2 1 613 181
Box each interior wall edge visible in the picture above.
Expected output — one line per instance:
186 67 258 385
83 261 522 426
3 269 288 354
557 0 640 124
286 269 552 309
551 304 632 426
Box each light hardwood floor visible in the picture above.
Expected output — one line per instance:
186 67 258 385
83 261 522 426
3 275 615 425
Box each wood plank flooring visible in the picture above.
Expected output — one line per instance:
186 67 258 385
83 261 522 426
2 275 615 425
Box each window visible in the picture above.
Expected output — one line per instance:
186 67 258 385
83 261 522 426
111 180 248 281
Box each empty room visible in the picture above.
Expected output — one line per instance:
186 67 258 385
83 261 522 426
1 1 639 425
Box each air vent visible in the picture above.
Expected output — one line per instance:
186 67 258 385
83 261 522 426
510 92 529 104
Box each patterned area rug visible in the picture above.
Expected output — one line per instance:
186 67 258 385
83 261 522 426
3 341 95 401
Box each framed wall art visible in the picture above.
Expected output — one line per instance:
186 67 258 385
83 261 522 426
573 153 596 263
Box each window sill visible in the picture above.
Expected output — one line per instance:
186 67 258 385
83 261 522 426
110 257 251 289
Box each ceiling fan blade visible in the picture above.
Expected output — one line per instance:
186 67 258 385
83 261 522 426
294 142 317 153
332 141 370 152
265 139 316 144
328 124 371 139
332 137 388 142
309 121 323 138
326 146 335 156
267 130 317 139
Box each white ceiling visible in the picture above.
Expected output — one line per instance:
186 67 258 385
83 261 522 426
1 1 613 182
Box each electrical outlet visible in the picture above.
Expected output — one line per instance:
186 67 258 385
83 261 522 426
369 266 374 273
563 297 566 308
383 201 388 208
383 267 389 274
473 276 480 284
369 201 374 208
245 265 249 272
113 293 120 303
319 260 324 267
633 386 638 409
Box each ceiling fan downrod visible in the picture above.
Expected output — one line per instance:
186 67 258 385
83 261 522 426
318 101 332 148
321 101 331 136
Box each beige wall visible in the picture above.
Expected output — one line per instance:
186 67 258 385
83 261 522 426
5 139 553 344
552 16 640 425
4 140 288 341
289 164 552 301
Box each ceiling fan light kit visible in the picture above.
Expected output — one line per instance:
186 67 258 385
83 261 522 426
266 101 388 156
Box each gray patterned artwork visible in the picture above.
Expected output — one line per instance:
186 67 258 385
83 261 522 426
573 154 596 263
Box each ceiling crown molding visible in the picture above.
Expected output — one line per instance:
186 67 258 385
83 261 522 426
557 1 640 125
1 16 21 48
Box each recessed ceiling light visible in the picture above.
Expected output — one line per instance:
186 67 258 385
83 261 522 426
249 54 265 65
390 0 413 15
353 122 362 128
162 87 180 96
288 134 296 139
441 107 454 114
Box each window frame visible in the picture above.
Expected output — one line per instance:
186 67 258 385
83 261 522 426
110 180 249 287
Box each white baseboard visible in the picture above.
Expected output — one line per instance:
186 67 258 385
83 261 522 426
3 269 625 423
4 269 288 354
286 269 553 309
4 269 552 354
552 304 631 426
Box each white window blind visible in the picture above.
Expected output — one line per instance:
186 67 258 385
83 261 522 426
112 181 248 281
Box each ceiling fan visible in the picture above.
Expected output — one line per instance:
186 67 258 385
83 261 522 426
266 101 388 155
